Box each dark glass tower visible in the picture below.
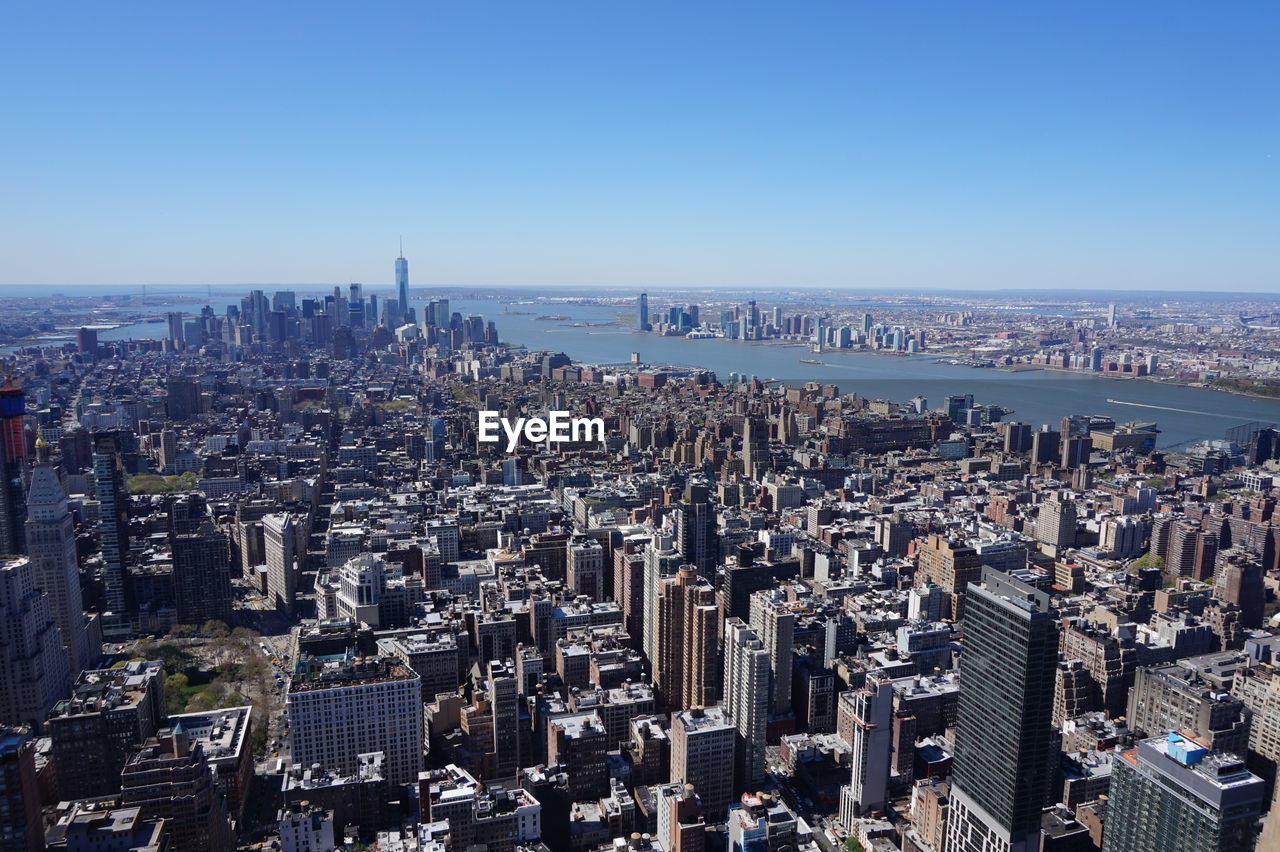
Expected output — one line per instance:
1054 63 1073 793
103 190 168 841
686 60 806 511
171 522 234 627
93 433 132 640
947 568 1058 852
676 482 719 580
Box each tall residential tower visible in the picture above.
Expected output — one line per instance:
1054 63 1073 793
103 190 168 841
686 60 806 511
723 617 770 792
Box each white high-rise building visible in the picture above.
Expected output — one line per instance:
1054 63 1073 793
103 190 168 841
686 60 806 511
642 536 681 666
1101 515 1147 559
839 678 893 829
749 589 794 717
286 652 423 785
333 554 385 628
723 618 770 791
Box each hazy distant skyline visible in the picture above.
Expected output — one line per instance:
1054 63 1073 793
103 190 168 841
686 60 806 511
2 2 1277 292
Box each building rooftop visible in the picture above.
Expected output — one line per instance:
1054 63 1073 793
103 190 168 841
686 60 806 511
50 660 162 717
390 632 458 653
288 652 418 693
550 711 605 739
674 705 732 733
1123 732 1265 810
167 705 251 762
283 751 386 790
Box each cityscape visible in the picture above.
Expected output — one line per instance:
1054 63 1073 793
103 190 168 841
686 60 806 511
0 249 1276 852
3 3 1280 852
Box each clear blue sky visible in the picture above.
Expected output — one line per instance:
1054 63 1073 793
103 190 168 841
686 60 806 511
2 1 1276 292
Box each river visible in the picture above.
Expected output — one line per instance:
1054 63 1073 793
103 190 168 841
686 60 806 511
49 292 1280 450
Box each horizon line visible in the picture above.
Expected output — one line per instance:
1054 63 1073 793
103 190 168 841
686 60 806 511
2 282 1278 297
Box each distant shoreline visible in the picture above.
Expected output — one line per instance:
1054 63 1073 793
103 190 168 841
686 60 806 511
989 359 1280 402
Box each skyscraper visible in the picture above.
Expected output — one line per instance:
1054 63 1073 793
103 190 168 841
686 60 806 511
1167 518 1219 580
166 377 202 421
839 678 893 827
264 513 298 616
172 522 234 627
26 462 97 674
166 312 185 350
742 415 770 481
1126 663 1249 756
1036 493 1077 550
1102 733 1264 852
728 792 799 852
675 484 719 580
642 537 682 667
670 706 735 820
722 618 770 791
748 588 794 717
638 292 650 331
1031 428 1061 465
488 660 520 779
947 569 1058 852
93 433 132 640
1213 549 1265 628
873 512 914 559
655 566 718 712
395 243 409 324
656 782 707 852
546 712 609 801
1061 434 1092 469
286 652 423 785
0 556 71 728
0 380 29 555
916 534 982 621
76 326 99 361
